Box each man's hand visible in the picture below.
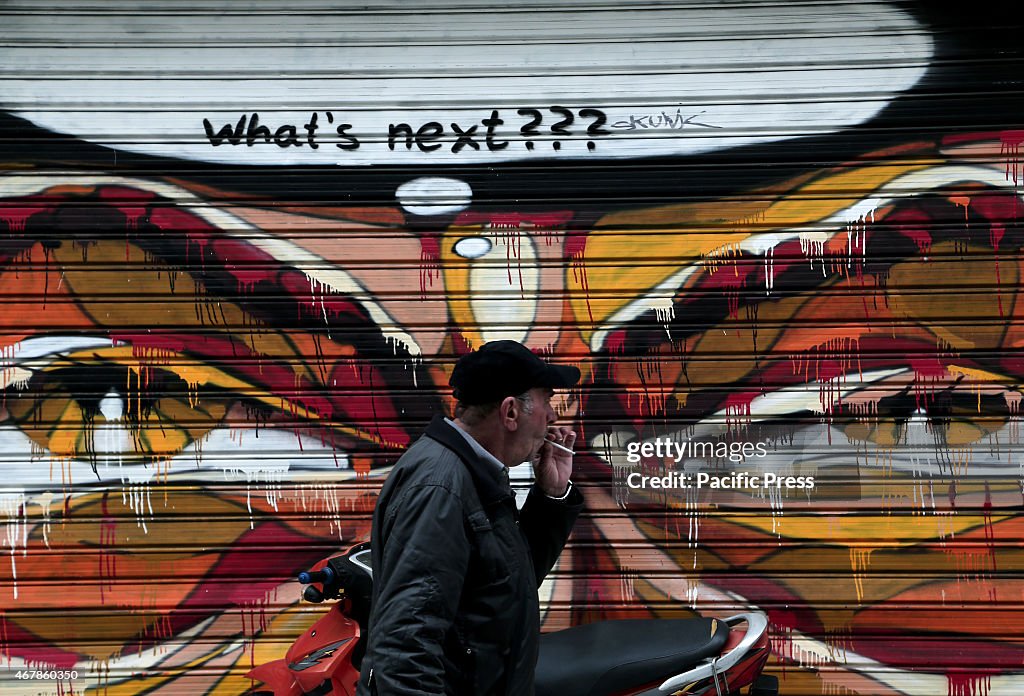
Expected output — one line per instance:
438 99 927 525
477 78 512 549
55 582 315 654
533 426 577 497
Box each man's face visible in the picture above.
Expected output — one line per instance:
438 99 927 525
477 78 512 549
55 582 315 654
513 387 557 466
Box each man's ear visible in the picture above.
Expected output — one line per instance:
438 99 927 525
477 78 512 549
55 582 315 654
500 395 520 431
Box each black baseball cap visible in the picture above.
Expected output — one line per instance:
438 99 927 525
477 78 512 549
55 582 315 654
449 340 581 405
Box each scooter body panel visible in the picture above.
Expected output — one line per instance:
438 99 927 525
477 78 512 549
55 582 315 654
247 605 361 696
284 606 361 695
245 659 303 696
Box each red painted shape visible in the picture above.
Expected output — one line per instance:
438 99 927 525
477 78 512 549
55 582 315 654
887 207 934 254
1000 130 1024 185
847 636 1022 671
0 621 83 669
564 230 587 259
327 360 407 446
148 205 218 233
605 329 626 354
278 270 367 321
454 210 574 230
98 492 117 606
108 327 410 448
736 577 825 638
419 233 442 296
0 204 51 233
97 186 155 203
948 670 996 696
942 132 1005 146
98 186 154 230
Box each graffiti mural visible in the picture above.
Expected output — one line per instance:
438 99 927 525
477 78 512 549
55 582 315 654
1 1 1023 694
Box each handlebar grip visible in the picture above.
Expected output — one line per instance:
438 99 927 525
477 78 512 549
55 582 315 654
303 585 326 604
298 566 337 585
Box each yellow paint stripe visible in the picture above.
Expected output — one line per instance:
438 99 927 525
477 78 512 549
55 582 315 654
731 512 1011 543
440 225 486 349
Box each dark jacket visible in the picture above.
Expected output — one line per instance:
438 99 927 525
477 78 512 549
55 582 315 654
357 415 583 696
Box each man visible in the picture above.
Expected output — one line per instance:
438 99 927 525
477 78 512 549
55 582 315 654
357 340 585 695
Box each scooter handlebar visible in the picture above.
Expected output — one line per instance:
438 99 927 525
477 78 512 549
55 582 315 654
295 546 372 611
298 566 337 586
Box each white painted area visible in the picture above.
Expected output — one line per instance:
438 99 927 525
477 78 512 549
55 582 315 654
694 367 909 435
453 236 493 259
396 177 473 215
1 492 27 599
183 427 353 482
0 420 359 495
469 228 540 344
0 2 932 165
0 335 113 363
1 335 114 388
844 197 882 226
98 390 124 422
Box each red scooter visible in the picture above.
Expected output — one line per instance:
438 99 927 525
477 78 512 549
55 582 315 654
245 543 778 696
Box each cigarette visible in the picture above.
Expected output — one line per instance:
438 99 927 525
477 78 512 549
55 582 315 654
544 438 575 455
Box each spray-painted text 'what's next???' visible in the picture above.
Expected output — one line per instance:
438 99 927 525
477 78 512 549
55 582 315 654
202 108 612 155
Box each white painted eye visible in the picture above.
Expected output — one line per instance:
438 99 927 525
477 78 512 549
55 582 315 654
453 236 492 259
396 177 472 216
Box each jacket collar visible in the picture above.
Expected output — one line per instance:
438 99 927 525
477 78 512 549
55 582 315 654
424 414 512 504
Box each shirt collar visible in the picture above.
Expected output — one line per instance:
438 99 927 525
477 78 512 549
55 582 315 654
444 417 507 473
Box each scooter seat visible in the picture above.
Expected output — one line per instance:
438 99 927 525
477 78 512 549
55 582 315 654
535 617 729 696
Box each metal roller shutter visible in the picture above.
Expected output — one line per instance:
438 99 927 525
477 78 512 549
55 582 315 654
0 1 1022 694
